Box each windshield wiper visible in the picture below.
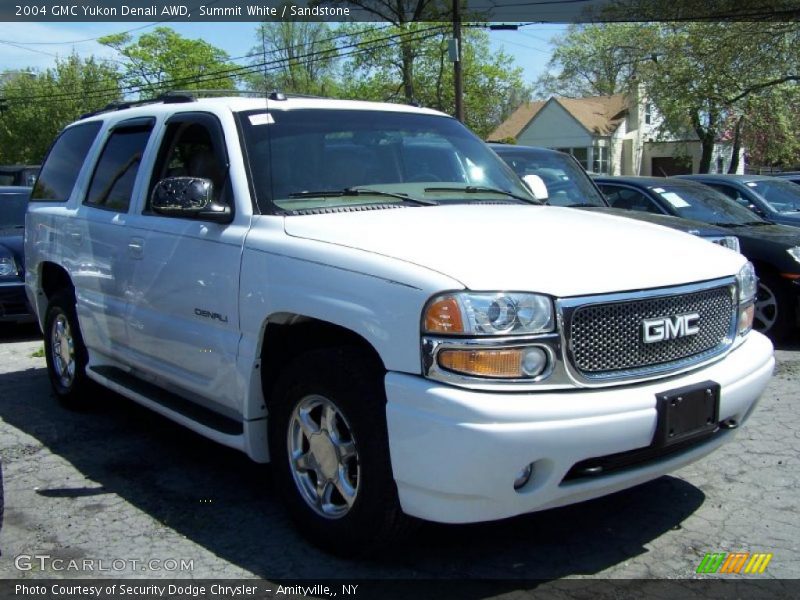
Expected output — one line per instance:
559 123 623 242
742 221 772 226
289 187 437 206
423 185 540 205
710 222 742 228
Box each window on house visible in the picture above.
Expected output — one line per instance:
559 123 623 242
717 157 725 173
554 147 588 170
592 145 609 174
645 103 652 125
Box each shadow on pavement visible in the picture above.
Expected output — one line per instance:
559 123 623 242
0 323 41 343
0 364 707 590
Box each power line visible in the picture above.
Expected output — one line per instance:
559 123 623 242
0 25 449 105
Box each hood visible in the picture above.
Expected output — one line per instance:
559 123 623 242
578 207 729 236
283 205 745 297
735 222 800 247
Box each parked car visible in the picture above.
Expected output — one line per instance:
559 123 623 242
774 172 800 186
0 186 34 325
595 176 800 341
490 144 740 252
676 174 800 228
25 95 773 553
0 165 39 187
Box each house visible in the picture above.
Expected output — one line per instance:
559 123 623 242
487 92 745 176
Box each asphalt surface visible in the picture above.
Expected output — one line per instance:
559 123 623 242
0 323 797 585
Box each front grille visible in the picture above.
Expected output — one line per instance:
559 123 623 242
567 283 736 379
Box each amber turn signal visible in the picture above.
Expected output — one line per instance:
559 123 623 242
424 296 464 334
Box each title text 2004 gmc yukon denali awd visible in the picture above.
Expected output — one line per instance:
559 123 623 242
25 96 774 553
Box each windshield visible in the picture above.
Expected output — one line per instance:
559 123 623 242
494 149 606 207
0 192 29 227
237 109 534 212
649 184 763 225
746 179 800 212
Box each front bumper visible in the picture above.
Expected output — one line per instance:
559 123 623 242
0 280 35 323
385 332 774 524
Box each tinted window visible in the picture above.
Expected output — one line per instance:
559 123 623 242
647 184 763 225
31 121 102 202
747 179 800 212
85 126 152 212
238 109 531 212
496 149 606 207
602 186 663 214
149 120 227 210
0 191 29 227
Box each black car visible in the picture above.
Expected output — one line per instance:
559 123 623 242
0 186 34 325
676 174 800 229
595 176 800 341
0 165 39 187
489 144 741 251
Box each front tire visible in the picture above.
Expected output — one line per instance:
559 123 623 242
268 347 414 554
43 290 92 408
754 274 793 342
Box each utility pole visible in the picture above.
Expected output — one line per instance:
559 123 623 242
452 0 464 122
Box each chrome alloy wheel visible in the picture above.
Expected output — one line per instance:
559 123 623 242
287 394 360 519
50 313 76 388
754 282 778 333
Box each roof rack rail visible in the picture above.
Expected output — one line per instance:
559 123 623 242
79 92 196 120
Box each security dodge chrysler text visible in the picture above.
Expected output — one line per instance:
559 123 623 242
25 94 774 553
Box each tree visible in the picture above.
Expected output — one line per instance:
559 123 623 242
99 27 237 98
338 25 530 138
244 20 339 96
335 0 447 103
534 23 656 98
540 21 800 172
0 54 121 164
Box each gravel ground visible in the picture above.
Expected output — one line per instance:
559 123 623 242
0 323 797 585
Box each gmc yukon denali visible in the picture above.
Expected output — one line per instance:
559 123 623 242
25 95 775 553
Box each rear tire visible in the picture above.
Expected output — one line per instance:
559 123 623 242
268 347 415 555
43 290 92 409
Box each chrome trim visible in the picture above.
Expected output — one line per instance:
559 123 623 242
422 334 576 391
0 280 25 287
558 276 739 385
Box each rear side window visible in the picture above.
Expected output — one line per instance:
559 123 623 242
85 123 153 212
31 121 103 202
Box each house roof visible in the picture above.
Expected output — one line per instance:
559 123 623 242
487 94 629 141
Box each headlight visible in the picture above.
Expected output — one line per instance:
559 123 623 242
0 255 18 277
736 262 757 303
423 292 554 335
736 262 757 335
787 246 800 264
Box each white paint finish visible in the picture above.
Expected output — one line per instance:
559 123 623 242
385 332 774 523
517 100 593 148
284 204 746 297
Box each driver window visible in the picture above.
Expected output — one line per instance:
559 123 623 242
149 120 227 211
604 187 662 214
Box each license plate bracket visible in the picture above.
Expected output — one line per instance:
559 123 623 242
654 381 720 448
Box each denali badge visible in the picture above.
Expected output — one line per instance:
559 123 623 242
642 313 700 343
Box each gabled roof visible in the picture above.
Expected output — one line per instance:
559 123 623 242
487 94 629 141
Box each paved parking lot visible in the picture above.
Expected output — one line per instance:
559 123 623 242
0 323 798 585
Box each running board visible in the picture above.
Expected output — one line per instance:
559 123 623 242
87 365 246 453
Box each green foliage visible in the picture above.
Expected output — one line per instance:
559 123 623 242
0 54 121 164
244 20 340 96
337 25 531 138
99 27 237 98
540 21 800 171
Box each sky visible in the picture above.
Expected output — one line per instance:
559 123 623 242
0 21 566 88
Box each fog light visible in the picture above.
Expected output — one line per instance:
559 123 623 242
521 347 547 377
739 302 754 335
513 463 533 491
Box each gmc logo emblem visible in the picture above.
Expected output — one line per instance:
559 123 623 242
642 313 700 343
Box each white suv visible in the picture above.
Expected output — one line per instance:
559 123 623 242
25 95 774 553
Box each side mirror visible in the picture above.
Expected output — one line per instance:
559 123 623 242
522 174 549 201
151 177 232 223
